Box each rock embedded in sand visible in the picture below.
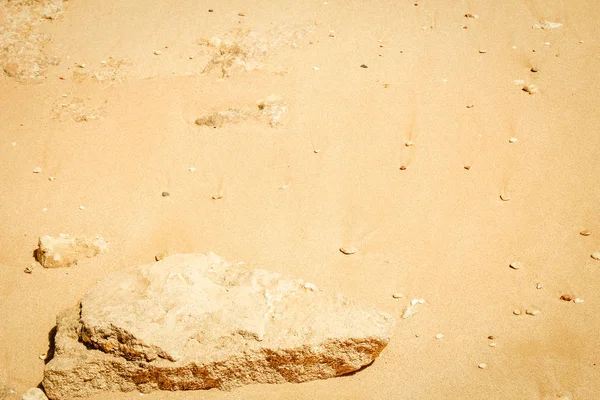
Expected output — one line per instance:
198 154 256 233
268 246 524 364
522 84 539 94
560 294 573 302
509 261 522 270
42 253 395 399
35 234 108 268
591 252 600 260
339 246 357 255
579 229 591 236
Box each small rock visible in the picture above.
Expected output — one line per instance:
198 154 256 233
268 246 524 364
153 50 162 55
212 193 223 200
522 84 539 94
399 165 407 170
560 294 573 302
509 137 518 143
435 333 444 339
489 342 497 347
392 293 403 299
79 205 85 210
464 13 478 19
513 309 521 315
313 149 321 154
500 193 510 201
21 388 48 400
155 252 168 261
161 191 170 197
509 261 522 270
35 234 108 268
33 167 42 174
339 246 357 255
405 141 414 147
39 353 47 360
238 12 245 16
24 265 33 274
303 282 318 291
526 309 540 316
48 176 56 182
478 363 487 369
579 229 591 236
530 67 539 73
487 335 495 340
591 252 600 260
536 283 543 289
188 167 196 172
574 298 584 304
478 49 487 54
360 64 368 68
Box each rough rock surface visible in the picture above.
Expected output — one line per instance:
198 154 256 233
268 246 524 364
43 253 395 399
35 234 108 268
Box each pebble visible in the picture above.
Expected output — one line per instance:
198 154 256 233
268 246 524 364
303 282 318 291
574 298 584 304
464 165 471 170
489 342 497 347
212 193 223 200
48 176 56 182
32 167 42 173
155 252 168 261
526 309 540 316
22 388 48 400
522 84 539 94
536 282 543 289
487 335 495 340
530 67 539 73
153 50 162 55
591 252 600 260
560 294 573 302
399 165 407 170
513 309 522 315
39 353 47 360
435 333 444 339
360 64 368 68
478 363 487 369
392 292 403 299
78 205 85 210
161 191 170 197
405 141 414 147
500 193 510 201
478 49 487 54
579 229 591 236
312 66 320 71
24 265 33 274
339 246 357 255
509 137 518 143
313 149 321 153
509 261 522 270
188 167 196 172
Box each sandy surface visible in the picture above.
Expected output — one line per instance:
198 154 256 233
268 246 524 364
1 0 599 399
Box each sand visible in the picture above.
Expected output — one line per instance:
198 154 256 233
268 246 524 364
1 0 599 398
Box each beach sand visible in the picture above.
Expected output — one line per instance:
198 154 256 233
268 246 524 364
1 0 599 398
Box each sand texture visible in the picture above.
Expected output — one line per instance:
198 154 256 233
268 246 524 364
1 0 599 399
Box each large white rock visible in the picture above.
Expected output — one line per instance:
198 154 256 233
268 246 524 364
42 253 394 399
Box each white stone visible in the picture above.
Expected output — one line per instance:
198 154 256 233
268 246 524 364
43 253 394 399
22 388 48 400
33 167 42 173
